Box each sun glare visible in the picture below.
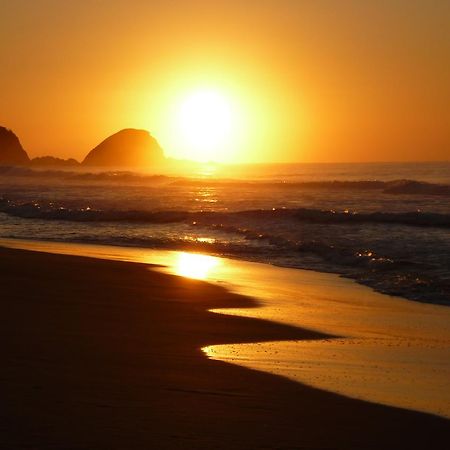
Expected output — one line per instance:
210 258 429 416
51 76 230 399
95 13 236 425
176 89 235 162
144 68 288 164
175 252 220 280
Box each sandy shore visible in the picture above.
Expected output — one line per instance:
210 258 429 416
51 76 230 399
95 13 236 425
1 245 449 449
203 262 450 418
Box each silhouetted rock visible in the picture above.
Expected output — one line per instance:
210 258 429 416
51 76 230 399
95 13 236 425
0 127 30 166
82 129 165 168
30 156 80 168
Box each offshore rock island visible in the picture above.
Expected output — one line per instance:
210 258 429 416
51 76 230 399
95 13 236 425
0 126 166 169
0 126 30 166
82 129 165 168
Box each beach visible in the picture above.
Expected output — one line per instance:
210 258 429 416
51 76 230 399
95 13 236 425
3 0 450 447
1 244 449 449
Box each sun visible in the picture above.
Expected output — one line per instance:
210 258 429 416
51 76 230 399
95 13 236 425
176 89 235 162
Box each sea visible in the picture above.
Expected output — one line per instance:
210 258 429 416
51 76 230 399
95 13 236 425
0 161 449 305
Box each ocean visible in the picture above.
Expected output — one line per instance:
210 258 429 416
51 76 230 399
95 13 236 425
1 161 449 305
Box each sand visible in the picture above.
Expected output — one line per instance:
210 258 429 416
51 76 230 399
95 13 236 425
201 262 450 418
1 244 450 449
3 238 449 417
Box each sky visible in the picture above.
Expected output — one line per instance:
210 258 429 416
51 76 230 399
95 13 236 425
1 0 449 163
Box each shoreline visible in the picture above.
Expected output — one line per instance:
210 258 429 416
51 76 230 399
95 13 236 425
0 228 448 307
2 237 450 418
1 243 449 448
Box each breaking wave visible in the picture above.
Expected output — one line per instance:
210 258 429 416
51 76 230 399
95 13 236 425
0 166 449 195
1 198 449 228
1 161 449 306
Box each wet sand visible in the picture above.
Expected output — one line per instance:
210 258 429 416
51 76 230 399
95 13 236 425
1 245 450 449
203 263 450 418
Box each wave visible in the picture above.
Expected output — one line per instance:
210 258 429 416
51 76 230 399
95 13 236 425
1 221 448 306
383 179 450 195
0 166 172 184
1 197 449 305
1 198 449 228
1 166 449 195
172 178 450 195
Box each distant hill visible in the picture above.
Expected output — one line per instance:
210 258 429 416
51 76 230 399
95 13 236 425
0 126 30 166
82 129 165 168
30 156 80 168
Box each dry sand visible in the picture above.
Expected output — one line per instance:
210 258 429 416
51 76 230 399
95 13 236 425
1 245 450 449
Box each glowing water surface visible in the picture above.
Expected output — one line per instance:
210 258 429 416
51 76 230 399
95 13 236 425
1 238 450 418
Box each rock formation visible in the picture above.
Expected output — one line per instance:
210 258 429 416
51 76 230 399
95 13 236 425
0 127 30 166
82 129 165 168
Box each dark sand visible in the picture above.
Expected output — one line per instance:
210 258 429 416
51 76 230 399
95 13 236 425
1 246 449 449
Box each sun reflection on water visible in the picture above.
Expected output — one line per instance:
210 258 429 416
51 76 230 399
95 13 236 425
174 252 220 280
197 163 218 177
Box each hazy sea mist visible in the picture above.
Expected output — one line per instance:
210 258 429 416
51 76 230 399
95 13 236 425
1 161 449 304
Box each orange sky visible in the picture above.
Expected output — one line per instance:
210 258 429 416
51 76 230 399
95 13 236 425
1 0 449 163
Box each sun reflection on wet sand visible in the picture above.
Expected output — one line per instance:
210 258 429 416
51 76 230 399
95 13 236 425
173 252 221 280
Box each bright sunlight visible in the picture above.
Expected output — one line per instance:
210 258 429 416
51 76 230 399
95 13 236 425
175 89 235 162
174 252 220 280
143 66 293 164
